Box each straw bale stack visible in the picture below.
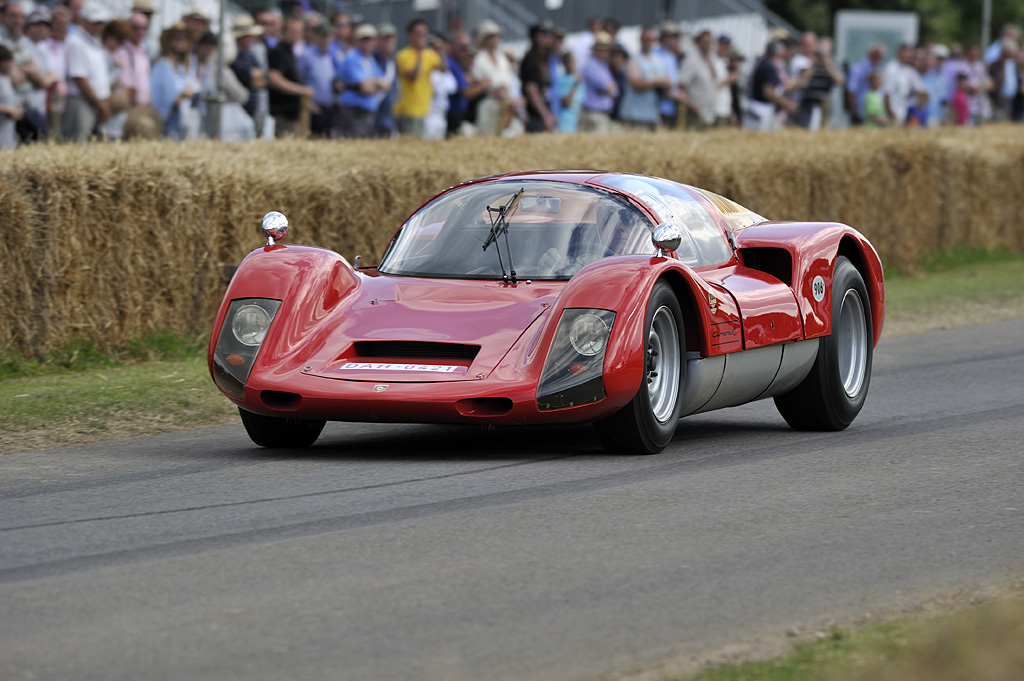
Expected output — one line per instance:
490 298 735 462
2 126 1022 355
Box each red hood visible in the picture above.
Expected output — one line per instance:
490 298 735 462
301 277 563 382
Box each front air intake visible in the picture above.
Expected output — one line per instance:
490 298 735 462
353 341 480 361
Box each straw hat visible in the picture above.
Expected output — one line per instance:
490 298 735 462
475 19 501 44
231 14 263 38
131 0 155 15
658 20 679 38
183 4 210 23
592 31 613 48
354 23 377 40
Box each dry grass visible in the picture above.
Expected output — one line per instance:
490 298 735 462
2 126 1023 355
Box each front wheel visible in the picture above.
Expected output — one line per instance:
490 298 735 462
594 281 684 454
774 256 873 430
238 408 326 448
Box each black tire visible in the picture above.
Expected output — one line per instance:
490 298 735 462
238 408 326 448
775 256 873 430
595 281 685 454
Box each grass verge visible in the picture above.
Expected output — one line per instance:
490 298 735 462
0 355 236 454
1 251 1022 455
678 597 1024 681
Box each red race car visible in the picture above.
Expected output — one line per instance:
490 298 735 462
210 171 884 454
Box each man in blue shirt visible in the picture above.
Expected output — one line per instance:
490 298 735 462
336 23 385 138
298 23 334 136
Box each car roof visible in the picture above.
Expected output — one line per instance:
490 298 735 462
449 171 765 230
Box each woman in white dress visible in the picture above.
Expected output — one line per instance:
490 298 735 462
470 20 518 136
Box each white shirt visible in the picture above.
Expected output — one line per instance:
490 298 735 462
883 59 923 124
472 49 517 95
712 53 731 118
678 50 719 124
66 29 111 100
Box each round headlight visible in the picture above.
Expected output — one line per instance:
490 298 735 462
569 313 610 356
232 304 272 346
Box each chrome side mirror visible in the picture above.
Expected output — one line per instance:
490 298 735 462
652 222 682 256
262 211 289 246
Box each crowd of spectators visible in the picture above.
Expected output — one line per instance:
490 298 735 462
1 0 1023 149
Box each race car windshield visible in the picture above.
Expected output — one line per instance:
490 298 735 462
378 181 658 280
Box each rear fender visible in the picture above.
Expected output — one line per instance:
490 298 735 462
208 245 361 373
736 222 885 345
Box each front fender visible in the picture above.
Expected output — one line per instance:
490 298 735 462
547 255 729 408
208 245 360 376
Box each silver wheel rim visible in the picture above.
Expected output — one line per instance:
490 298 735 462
837 288 868 397
646 306 681 423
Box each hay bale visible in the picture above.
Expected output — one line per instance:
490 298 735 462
2 126 1022 355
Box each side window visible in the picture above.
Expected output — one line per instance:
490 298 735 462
634 192 700 265
603 177 733 266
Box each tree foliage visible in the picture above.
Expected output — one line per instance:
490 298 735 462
763 0 1018 45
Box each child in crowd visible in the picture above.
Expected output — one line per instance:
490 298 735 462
906 91 930 127
862 71 887 128
951 73 970 126
0 46 24 150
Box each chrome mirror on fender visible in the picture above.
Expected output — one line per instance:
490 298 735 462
262 211 289 246
652 222 683 256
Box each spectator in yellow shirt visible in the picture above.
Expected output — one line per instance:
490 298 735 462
393 17 446 137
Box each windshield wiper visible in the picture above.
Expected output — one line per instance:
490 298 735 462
483 188 524 285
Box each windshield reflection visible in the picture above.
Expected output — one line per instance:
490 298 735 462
378 181 657 280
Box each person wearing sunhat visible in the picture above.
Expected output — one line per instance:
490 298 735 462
335 22 386 138
129 0 153 16
471 18 515 136
229 14 267 133
182 5 210 42
1 0 57 139
23 7 61 135
150 22 200 139
61 1 111 142
580 30 616 132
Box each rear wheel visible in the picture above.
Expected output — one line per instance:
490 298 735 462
238 408 326 448
595 281 684 454
774 256 873 430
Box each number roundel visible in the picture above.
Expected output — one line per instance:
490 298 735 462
812 275 826 302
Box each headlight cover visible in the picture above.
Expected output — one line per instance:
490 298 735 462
569 312 610 356
537 308 615 411
232 304 272 346
212 298 282 399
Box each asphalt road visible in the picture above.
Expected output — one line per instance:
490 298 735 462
2 318 1022 681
